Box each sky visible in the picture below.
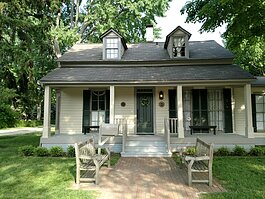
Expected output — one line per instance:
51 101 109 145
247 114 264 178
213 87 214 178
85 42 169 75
155 0 226 46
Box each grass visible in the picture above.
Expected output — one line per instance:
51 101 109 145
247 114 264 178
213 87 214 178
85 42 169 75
202 156 265 199
0 133 120 199
172 153 265 199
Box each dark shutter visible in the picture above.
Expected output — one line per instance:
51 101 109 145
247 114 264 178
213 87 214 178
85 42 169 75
105 90 110 123
223 88 233 133
82 90 90 134
251 94 257 132
168 89 177 118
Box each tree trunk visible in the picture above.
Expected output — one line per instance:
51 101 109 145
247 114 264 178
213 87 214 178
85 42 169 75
70 0 74 28
75 0 79 27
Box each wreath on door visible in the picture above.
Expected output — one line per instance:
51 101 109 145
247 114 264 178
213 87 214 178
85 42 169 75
141 97 149 106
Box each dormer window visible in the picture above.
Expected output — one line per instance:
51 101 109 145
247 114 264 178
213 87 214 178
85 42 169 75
106 38 119 59
100 28 128 60
173 36 185 57
164 26 191 59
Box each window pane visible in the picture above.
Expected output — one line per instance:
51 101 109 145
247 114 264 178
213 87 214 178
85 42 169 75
256 104 263 112
256 113 263 122
106 49 118 59
92 101 98 110
257 122 264 130
99 100 105 110
106 38 118 48
256 96 264 103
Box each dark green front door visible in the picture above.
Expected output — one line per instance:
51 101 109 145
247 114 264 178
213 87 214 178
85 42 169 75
137 92 153 134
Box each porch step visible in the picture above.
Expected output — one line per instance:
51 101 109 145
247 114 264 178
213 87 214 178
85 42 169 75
121 135 171 157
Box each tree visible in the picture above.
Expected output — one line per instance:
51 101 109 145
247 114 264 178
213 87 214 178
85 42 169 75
0 0 171 121
181 0 265 76
54 0 171 53
0 0 60 119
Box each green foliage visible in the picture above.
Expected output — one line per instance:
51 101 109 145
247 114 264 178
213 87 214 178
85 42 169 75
35 146 50 157
181 0 265 75
67 145 75 157
15 120 43 127
50 146 65 157
249 146 265 156
0 104 19 129
61 0 171 43
215 146 231 156
18 145 35 156
232 145 247 156
185 146 197 155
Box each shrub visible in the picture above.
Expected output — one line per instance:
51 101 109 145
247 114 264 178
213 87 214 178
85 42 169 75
0 104 19 129
16 120 43 127
67 145 75 157
233 145 247 156
215 146 231 156
185 147 197 155
249 146 265 156
35 147 50 157
18 145 35 156
50 146 65 157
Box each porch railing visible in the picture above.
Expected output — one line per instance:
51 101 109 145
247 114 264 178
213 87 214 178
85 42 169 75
164 118 171 153
114 118 127 153
168 118 178 134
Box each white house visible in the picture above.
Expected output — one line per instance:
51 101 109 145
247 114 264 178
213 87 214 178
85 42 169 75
40 26 265 157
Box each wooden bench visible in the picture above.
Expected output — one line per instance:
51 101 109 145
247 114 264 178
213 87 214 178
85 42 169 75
189 125 217 135
181 138 214 186
75 137 110 185
83 126 100 134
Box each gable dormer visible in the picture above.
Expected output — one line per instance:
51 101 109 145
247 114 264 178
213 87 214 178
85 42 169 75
100 28 127 60
164 26 191 59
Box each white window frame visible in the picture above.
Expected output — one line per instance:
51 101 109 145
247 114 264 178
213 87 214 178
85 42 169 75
105 37 119 59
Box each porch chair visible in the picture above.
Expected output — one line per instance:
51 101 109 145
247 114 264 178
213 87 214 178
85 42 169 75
75 136 110 185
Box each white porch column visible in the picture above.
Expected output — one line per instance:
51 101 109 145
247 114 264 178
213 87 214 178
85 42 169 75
177 85 184 138
244 84 254 138
109 86 115 124
55 89 61 134
43 85 51 138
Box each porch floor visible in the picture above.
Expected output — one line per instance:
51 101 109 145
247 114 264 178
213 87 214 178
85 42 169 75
72 157 225 199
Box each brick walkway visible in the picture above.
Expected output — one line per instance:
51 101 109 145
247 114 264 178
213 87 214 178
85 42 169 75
75 157 225 199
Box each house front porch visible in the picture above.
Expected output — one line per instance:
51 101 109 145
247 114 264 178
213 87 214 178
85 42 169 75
40 131 256 155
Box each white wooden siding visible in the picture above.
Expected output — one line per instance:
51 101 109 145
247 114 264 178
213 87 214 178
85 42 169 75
233 87 245 135
155 87 170 134
114 87 135 134
60 88 83 134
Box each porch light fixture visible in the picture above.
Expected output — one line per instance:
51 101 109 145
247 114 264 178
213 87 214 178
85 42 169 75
159 91 164 100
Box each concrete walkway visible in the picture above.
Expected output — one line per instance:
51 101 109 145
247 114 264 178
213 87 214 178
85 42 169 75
0 127 42 136
75 157 225 199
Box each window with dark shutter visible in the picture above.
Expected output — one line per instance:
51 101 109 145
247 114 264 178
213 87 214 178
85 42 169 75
82 90 90 133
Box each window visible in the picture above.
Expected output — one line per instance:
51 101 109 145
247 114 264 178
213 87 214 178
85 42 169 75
208 89 224 131
91 91 106 126
106 38 119 59
173 36 185 57
254 95 265 131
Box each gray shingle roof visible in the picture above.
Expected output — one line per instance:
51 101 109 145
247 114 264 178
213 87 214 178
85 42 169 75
57 40 234 62
40 64 254 84
252 76 265 86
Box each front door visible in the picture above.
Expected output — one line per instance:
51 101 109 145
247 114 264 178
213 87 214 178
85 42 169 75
137 90 153 134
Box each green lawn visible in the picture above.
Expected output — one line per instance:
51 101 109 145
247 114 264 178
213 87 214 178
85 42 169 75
0 133 98 199
202 156 265 199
